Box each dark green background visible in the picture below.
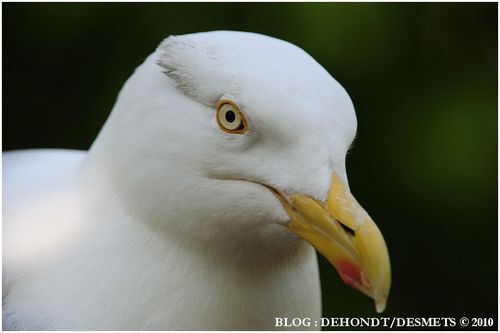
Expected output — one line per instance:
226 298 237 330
3 3 498 330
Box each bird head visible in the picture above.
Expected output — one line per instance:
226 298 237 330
90 31 391 313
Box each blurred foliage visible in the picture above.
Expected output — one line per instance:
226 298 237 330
3 3 497 328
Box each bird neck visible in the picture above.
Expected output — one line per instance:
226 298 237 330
78 153 308 268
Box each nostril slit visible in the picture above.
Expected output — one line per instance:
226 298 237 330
338 221 355 236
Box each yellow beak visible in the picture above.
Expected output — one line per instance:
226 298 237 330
272 173 391 312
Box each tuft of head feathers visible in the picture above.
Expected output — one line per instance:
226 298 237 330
156 33 241 105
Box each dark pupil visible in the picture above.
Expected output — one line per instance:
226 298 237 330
225 111 236 123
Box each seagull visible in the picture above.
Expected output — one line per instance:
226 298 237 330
3 31 391 330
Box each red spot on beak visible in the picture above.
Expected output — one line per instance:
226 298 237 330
338 259 362 288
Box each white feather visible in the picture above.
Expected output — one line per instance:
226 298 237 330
3 31 357 330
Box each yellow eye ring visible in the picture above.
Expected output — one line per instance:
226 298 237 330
215 99 248 134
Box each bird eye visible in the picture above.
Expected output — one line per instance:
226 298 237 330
215 100 247 134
